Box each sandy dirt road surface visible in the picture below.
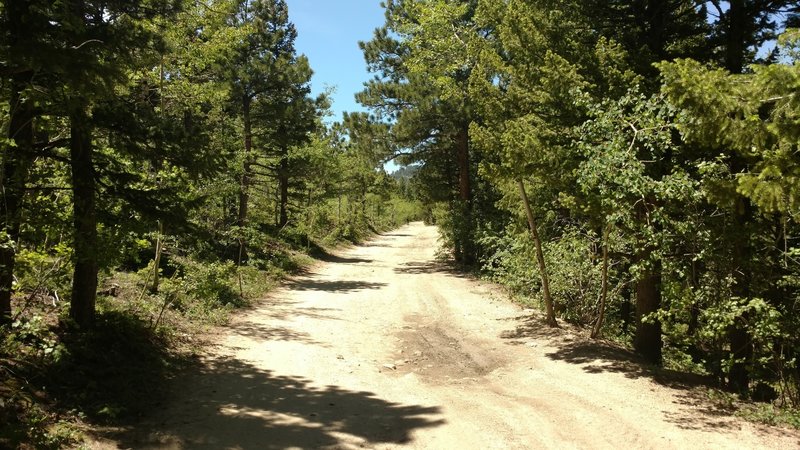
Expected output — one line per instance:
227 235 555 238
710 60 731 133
91 222 800 449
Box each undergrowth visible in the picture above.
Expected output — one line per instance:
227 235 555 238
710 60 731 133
0 229 344 449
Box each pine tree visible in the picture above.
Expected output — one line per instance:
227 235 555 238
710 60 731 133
359 0 487 265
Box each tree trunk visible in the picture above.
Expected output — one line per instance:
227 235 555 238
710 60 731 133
69 107 98 329
151 220 163 293
337 189 342 225
456 124 471 203
728 323 751 393
517 180 557 327
454 124 474 265
725 0 746 74
237 96 252 264
723 0 753 395
0 72 35 325
591 224 611 339
278 154 289 227
728 199 754 394
634 258 662 364
238 97 252 227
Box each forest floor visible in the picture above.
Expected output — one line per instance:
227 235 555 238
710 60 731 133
86 222 799 449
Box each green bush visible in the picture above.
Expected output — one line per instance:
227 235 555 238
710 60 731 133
182 260 241 307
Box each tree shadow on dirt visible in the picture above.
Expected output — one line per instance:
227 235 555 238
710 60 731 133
503 316 710 389
100 356 445 449
251 298 342 321
227 300 341 347
393 260 466 277
546 340 710 389
660 390 742 431
310 249 374 265
500 315 796 433
284 279 387 293
359 241 392 248
227 321 327 347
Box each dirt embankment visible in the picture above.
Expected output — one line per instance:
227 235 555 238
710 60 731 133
88 222 800 449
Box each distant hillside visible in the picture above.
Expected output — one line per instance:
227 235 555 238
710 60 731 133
390 165 420 180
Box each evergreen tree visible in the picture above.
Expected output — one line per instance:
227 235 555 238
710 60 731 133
359 0 490 265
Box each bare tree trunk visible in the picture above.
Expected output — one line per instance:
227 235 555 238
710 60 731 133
725 0 746 74
729 201 754 394
337 188 342 225
151 57 166 294
151 220 163 292
237 95 252 263
0 1 36 325
456 125 470 202
278 154 289 227
69 107 98 329
517 180 557 327
0 73 34 324
591 224 611 339
454 124 474 264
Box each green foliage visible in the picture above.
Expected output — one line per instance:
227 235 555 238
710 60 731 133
14 246 72 298
181 260 241 307
1 1 420 443
365 0 800 413
660 40 800 215
5 0 800 442
481 224 629 328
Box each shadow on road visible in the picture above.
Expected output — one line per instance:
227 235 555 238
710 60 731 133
545 340 709 389
228 299 341 346
500 315 788 433
393 260 465 277
360 241 392 248
101 356 445 449
285 279 387 293
229 321 328 347
314 252 374 265
503 316 710 389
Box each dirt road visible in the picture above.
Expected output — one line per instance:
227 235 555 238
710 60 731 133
94 222 799 449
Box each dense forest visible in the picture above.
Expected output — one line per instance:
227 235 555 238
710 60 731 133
0 0 423 445
2 0 800 446
358 0 800 397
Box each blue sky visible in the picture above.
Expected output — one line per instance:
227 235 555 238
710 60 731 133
286 0 386 123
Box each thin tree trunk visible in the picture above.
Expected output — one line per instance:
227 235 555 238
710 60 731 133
456 124 471 202
0 1 37 325
238 98 252 227
0 72 34 325
237 96 252 263
278 154 289 227
591 224 611 339
69 107 98 328
455 124 474 264
151 57 165 294
517 179 557 327
151 220 163 293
